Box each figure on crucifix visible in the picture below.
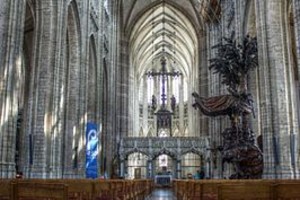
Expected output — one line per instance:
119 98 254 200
146 57 182 137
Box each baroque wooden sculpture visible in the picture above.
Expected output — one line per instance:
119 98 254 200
193 33 263 178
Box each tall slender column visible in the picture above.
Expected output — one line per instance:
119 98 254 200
142 77 149 136
120 159 124 177
0 0 25 178
147 159 152 178
179 77 184 135
256 0 296 178
176 160 181 179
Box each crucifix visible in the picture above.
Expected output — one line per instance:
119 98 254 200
146 56 181 136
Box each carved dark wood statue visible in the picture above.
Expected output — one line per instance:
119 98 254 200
193 33 263 179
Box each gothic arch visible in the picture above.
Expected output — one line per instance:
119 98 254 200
87 35 97 122
62 0 82 175
125 150 149 160
181 148 203 158
100 57 109 174
242 0 262 145
152 148 177 160
128 2 199 138
17 0 36 173
124 0 203 38
243 0 256 37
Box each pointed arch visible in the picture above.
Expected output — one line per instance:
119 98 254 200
62 0 81 176
129 2 199 138
243 0 262 142
17 0 37 174
243 0 256 37
152 148 177 160
100 56 109 174
87 34 97 122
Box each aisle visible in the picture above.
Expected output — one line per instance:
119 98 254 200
146 188 177 200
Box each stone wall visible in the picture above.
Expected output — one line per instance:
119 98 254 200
0 0 118 178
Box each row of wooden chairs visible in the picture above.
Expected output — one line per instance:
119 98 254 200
0 179 153 200
173 179 300 200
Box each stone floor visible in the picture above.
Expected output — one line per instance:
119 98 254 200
146 188 177 200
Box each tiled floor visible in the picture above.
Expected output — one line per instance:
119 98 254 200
146 188 177 200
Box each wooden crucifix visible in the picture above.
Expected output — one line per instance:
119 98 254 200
146 56 181 136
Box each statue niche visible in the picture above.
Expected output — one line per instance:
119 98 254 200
193 33 263 179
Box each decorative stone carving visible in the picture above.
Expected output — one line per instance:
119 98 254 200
90 5 99 33
120 137 209 160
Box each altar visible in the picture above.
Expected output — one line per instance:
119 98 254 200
154 175 172 186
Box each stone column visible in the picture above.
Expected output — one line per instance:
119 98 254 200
120 159 125 177
206 24 222 178
198 32 209 137
179 76 184 135
176 159 181 179
147 159 152 178
0 0 25 178
294 0 300 78
255 0 296 178
293 0 300 179
142 77 148 136
152 159 156 178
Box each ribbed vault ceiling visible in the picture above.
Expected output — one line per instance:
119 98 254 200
130 2 198 81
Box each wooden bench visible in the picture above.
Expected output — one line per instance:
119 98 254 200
11 181 68 200
93 180 113 200
0 179 11 200
218 182 273 200
273 182 300 199
0 178 154 200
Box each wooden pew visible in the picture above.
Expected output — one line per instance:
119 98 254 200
28 179 94 200
217 182 273 200
201 182 219 200
11 181 68 200
111 180 125 200
62 179 94 200
174 179 278 200
273 182 300 199
0 179 11 200
187 181 202 200
123 181 134 200
93 180 113 200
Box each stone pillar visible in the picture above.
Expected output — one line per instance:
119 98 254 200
293 0 300 179
179 76 184 135
198 30 209 137
147 159 152 178
294 0 300 78
255 0 296 178
205 159 210 179
120 159 125 177
0 0 25 178
152 159 156 178
176 160 181 179
142 77 148 136
206 24 222 178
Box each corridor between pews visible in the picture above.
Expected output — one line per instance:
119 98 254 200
145 188 177 200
